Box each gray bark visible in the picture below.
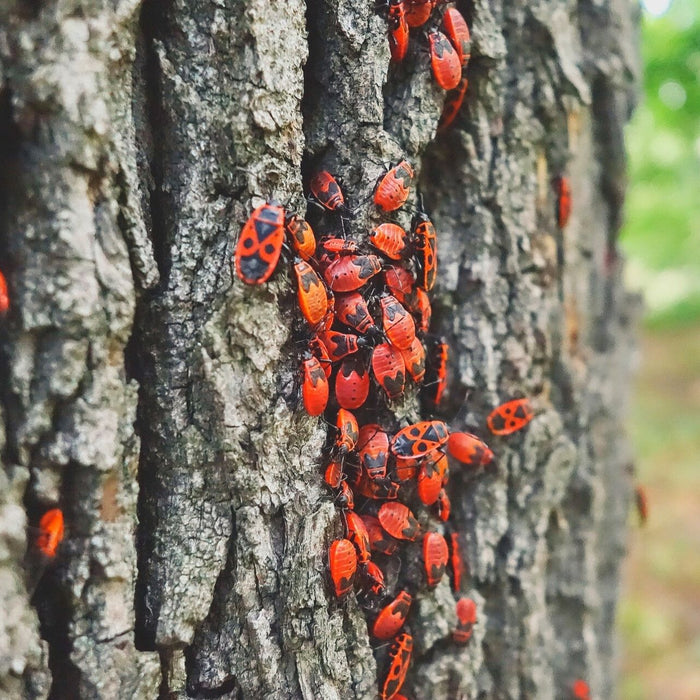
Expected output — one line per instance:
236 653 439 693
0 0 640 698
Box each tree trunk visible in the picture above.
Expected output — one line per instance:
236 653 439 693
0 0 640 698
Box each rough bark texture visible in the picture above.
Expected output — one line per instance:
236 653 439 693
0 0 640 698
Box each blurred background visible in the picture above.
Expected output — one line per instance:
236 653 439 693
618 0 700 698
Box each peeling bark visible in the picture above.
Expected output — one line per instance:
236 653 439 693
0 0 640 698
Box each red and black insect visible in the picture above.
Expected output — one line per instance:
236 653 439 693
319 329 366 362
345 510 371 564
310 170 352 217
384 266 417 308
404 0 434 27
452 596 477 643
371 589 413 640
235 201 286 285
436 488 450 521
437 76 469 132
378 502 421 541
325 459 344 489
337 481 355 510
309 335 333 378
423 532 448 588
294 259 328 326
370 223 408 260
318 236 359 258
422 338 448 406
335 355 371 410
301 352 329 416
553 175 572 228
487 398 534 435
387 0 409 62
286 214 316 260
362 515 399 555
400 336 426 384
442 8 471 66
358 424 390 480
417 460 443 505
324 254 383 292
335 408 360 455
428 30 462 91
391 420 449 462
448 531 465 592
372 342 406 400
380 294 416 351
36 508 65 558
412 210 438 291
329 538 357 598
447 431 493 466
412 287 432 334
335 292 380 337
380 632 413 700
362 560 386 597
635 484 649 526
0 271 9 314
572 679 591 700
374 160 414 212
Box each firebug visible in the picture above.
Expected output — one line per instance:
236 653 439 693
361 515 399 555
372 342 406 400
404 0 434 27
436 488 451 521
380 294 416 350
422 338 448 406
487 398 534 435
378 502 421 541
293 259 328 326
384 266 417 308
234 201 285 285
337 481 355 510
319 329 366 361
447 431 493 466
345 510 371 564
412 210 438 291
363 560 386 597
285 215 316 260
428 30 462 91
335 408 360 455
356 471 400 500
387 0 409 62
301 353 329 416
412 287 432 334
323 254 383 292
371 590 413 640
400 336 426 384
36 508 65 558
324 460 343 489
442 8 471 66
452 596 477 643
357 424 390 480
309 335 333 378
370 223 409 260
448 532 465 592
335 291 380 336
391 420 449 462
417 461 443 505
374 160 414 212
423 532 448 588
310 170 352 217
335 355 371 409
380 632 413 700
329 538 357 598
553 175 572 228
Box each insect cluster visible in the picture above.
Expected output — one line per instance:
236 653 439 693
234 158 537 697
378 0 471 132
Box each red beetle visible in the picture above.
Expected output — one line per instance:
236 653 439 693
417 461 443 505
324 459 343 489
358 424 390 480
335 291 379 335
301 353 329 416
384 266 417 308
436 488 450 521
442 8 471 66
438 76 469 132
572 679 591 700
335 356 371 410
0 271 9 314
372 342 406 400
387 0 409 62
36 508 65 558
324 254 383 292
391 420 449 462
404 0 434 27
362 515 399 555
345 510 371 564
423 532 448 588
337 481 355 510
374 160 414 212
363 560 386 597
319 329 366 361
447 432 493 466
380 632 413 700
329 539 357 598
285 214 316 260
448 532 466 592
235 201 285 285
412 211 438 291
310 170 352 216
370 223 408 260
380 294 416 351
412 287 432 334
378 502 421 541
553 175 572 228
400 336 426 384
487 398 534 435
428 30 462 90
309 335 332 378
371 590 413 640
294 259 328 326
335 408 360 455
452 597 477 643
422 338 448 406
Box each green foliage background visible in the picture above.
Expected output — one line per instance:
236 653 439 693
620 2 700 698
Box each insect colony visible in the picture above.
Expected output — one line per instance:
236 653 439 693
233 7 538 697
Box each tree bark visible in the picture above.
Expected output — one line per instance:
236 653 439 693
0 0 640 698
